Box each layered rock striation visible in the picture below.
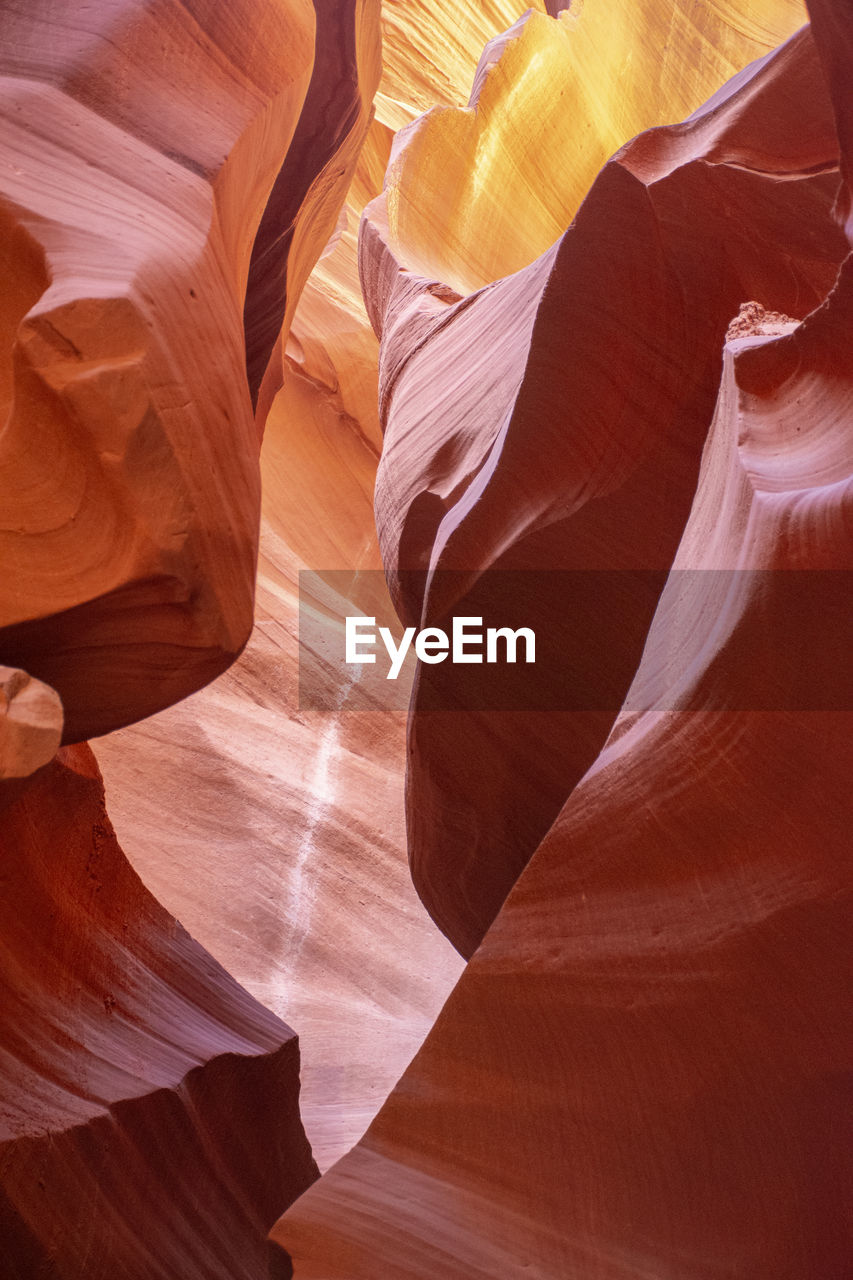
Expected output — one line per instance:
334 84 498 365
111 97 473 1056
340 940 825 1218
0 745 317 1279
0 0 378 742
247 0 381 418
273 5 853 1273
94 32 465 1171
362 15 845 956
276 280 853 1271
4 1 851 1277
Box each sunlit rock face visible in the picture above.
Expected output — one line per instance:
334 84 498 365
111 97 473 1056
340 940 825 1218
273 4 853 1276
0 745 317 1279
0 667 62 780
375 0 553 129
0 0 378 742
363 16 846 957
375 1 808 294
94 42 465 1174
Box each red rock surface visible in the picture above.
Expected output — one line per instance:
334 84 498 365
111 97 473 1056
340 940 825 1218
361 19 847 956
807 0 853 243
93 564 465 1171
0 744 317 1278
94 79 465 1174
274 156 853 1280
3 1 852 1276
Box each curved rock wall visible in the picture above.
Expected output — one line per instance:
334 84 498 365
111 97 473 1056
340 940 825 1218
94 43 465 1173
275 163 853 1280
3 1 851 1278
0 0 373 742
365 18 845 956
273 1 853 1275
0 745 317 1278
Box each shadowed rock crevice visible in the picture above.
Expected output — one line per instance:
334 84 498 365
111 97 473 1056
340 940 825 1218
244 0 362 404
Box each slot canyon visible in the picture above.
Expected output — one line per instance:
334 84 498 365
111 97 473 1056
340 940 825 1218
0 1 850 1277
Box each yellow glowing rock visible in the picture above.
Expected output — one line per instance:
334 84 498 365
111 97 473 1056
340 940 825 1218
375 0 552 129
379 1 808 294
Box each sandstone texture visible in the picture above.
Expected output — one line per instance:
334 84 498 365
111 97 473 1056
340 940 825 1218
363 13 843 956
0 0 375 742
0 745 317 1279
3 1 851 1278
272 3 853 1274
94 48 464 1172
373 1 808 294
247 0 381 419
94 554 465 1171
0 666 62 780
277 292 853 1272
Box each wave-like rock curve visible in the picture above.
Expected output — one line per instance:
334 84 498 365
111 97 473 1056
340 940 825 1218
0 743 317 1278
362 19 847 956
274 193 853 1280
0 0 378 743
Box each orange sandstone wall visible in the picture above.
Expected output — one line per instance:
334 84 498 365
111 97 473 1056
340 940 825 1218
3 1 851 1278
0 0 377 742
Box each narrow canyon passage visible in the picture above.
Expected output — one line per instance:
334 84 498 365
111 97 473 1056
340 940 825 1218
1 1 850 1277
94 523 465 1171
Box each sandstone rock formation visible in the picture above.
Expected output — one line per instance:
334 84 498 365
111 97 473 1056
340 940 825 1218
362 14 845 956
94 61 465 1174
3 0 851 1277
373 1 808 294
275 278 853 1274
0 744 317 1279
247 0 381 419
93 572 465 1171
0 0 377 742
807 0 853 241
375 0 554 130
273 4 853 1273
